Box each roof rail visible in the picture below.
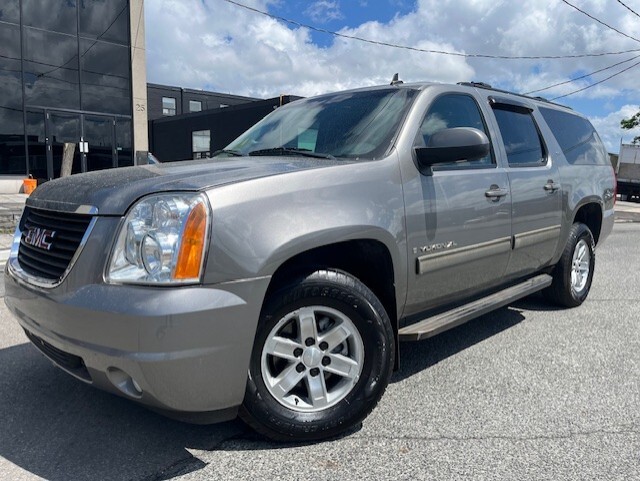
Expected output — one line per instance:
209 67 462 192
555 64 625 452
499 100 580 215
456 81 572 110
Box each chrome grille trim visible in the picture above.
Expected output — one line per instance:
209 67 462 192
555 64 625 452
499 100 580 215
8 209 97 289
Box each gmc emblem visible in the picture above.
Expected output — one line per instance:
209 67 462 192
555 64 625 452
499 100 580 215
24 227 56 251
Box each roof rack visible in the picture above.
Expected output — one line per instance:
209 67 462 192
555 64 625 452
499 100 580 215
456 82 572 110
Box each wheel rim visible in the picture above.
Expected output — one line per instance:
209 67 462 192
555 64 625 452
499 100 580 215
571 239 591 294
260 306 365 413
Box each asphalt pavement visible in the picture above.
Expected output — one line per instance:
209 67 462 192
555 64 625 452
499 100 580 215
0 211 638 480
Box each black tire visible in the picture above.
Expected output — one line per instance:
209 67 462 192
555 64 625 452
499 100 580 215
239 269 395 442
544 222 595 307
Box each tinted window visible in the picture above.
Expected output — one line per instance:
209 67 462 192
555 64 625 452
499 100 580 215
417 94 493 168
26 110 47 179
23 27 80 109
23 0 77 35
493 108 545 166
539 107 608 165
0 0 20 24
0 22 22 109
79 0 130 45
116 118 132 166
0 108 25 175
80 39 130 115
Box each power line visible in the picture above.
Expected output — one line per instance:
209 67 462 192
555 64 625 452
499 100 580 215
616 0 640 20
523 54 640 94
551 59 640 100
560 0 640 44
222 0 640 59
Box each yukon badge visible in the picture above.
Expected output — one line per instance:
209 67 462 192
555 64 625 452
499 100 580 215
24 227 56 251
413 241 458 255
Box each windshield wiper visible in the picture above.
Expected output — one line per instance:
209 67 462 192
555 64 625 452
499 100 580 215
248 147 335 159
212 149 244 157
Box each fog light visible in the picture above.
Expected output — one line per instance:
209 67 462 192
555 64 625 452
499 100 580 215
106 367 143 399
131 378 142 394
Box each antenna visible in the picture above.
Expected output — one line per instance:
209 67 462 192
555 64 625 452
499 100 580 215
390 73 403 85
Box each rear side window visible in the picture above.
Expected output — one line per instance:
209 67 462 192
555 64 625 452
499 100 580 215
539 107 608 165
493 108 546 166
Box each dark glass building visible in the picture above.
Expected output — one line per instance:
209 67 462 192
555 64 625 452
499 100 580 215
0 0 136 185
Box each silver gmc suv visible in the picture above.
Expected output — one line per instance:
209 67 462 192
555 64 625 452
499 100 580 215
5 81 616 442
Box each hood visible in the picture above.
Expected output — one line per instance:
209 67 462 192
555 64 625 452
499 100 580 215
27 157 349 216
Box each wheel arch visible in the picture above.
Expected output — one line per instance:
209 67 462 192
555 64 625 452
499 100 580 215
572 200 603 245
262 238 401 367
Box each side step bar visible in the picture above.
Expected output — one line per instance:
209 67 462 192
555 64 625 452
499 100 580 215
398 274 552 341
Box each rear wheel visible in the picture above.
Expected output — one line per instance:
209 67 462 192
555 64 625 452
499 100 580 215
544 222 595 307
240 269 394 442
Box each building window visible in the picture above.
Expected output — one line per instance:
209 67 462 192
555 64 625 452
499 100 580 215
189 100 202 112
192 130 210 159
162 97 176 116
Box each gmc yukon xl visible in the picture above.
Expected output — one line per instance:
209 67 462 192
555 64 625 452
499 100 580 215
5 81 616 441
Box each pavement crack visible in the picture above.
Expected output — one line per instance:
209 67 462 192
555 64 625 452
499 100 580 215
351 426 640 444
134 430 251 481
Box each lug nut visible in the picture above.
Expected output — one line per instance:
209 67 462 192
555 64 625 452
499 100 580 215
305 337 315 346
293 348 303 357
319 341 329 351
296 363 306 373
322 356 331 366
310 368 320 377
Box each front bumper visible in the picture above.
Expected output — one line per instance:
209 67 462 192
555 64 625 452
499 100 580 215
4 265 270 422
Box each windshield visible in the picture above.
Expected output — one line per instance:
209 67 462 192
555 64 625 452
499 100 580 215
219 88 418 160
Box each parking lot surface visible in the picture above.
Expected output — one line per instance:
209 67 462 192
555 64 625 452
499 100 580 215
0 223 638 481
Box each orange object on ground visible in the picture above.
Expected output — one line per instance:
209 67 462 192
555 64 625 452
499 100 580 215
23 178 37 195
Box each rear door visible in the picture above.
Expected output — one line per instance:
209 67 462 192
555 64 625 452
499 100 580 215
402 91 512 316
488 97 562 277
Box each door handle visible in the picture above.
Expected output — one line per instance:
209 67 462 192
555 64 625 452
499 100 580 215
485 185 509 200
544 180 560 192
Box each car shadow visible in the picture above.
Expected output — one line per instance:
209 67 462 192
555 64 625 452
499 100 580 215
391 304 527 383
0 342 249 481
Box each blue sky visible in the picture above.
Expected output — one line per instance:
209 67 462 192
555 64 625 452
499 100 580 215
270 0 416 47
146 0 640 152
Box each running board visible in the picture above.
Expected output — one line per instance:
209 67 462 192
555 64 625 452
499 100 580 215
398 274 552 341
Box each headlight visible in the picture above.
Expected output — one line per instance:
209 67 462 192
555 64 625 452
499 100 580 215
107 193 210 285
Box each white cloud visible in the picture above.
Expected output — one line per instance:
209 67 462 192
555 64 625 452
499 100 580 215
589 105 640 152
145 0 640 120
304 1 343 23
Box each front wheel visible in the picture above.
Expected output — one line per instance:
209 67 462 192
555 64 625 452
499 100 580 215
544 222 595 307
240 269 394 442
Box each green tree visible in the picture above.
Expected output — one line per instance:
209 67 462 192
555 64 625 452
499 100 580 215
621 110 640 144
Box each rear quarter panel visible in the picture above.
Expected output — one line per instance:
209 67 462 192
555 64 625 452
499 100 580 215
534 110 615 256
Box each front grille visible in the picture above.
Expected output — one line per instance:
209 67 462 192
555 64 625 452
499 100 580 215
24 329 91 381
18 207 93 281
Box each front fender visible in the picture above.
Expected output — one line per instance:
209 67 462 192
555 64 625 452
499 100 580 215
202 158 408 306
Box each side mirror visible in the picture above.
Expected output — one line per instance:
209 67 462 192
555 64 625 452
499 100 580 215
414 127 490 175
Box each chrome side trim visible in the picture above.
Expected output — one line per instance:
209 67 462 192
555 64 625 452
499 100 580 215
417 236 511 275
7 217 98 290
513 225 561 250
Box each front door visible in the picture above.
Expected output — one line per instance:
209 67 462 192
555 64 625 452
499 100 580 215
403 92 513 316
84 115 116 172
42 111 118 179
46 111 82 178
